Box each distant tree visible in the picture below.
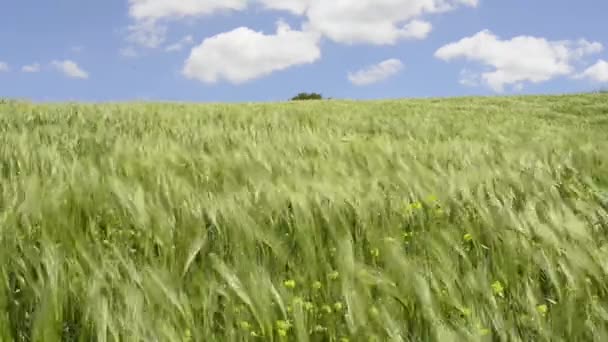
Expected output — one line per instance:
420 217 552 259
290 92 323 101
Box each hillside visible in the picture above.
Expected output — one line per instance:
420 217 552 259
0 94 607 341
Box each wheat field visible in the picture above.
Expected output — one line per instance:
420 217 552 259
0 94 607 341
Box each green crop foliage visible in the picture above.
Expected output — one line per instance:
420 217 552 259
0 94 607 341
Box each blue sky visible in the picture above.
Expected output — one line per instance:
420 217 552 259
0 0 607 102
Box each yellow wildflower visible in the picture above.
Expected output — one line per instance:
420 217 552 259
276 320 291 330
491 281 504 298
370 248 380 258
304 301 315 311
479 328 490 336
333 302 344 311
536 304 548 316
239 321 252 330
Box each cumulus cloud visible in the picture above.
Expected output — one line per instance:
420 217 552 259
571 40 603 59
165 35 194 52
128 0 247 21
0 62 9 72
126 0 247 48
458 68 479 86
22 63 41 73
126 20 168 49
51 60 89 79
125 0 476 49
257 0 308 14
183 20 321 84
435 30 603 92
259 0 476 45
348 59 404 86
576 60 608 83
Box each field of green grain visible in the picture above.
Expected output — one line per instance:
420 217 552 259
0 94 607 341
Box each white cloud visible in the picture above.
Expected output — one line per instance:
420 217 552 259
435 30 603 92
22 63 41 73
400 20 433 40
259 0 476 45
183 20 321 84
576 60 608 83
127 20 168 48
348 59 404 86
51 60 89 79
126 0 247 48
0 62 9 72
458 68 479 87
125 0 477 49
165 35 194 52
128 0 247 21
571 40 603 59
257 0 308 14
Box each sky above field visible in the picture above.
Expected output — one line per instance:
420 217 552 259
1 0 608 102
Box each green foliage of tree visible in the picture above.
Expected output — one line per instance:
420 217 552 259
290 92 323 101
